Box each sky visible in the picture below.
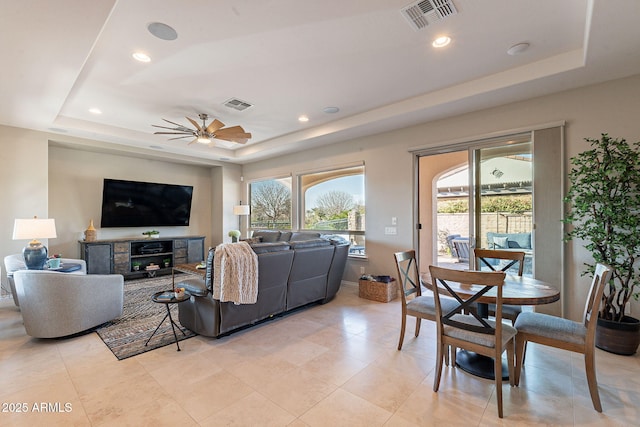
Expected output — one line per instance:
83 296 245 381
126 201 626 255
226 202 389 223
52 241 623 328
305 175 364 208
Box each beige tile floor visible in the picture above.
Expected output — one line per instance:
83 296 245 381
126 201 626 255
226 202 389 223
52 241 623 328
1 284 639 426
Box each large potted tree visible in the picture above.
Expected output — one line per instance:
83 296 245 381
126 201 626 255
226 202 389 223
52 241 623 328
564 134 640 355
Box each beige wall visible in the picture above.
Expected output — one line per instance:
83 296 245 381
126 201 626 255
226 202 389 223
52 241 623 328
418 151 468 268
2 74 639 321
47 146 216 258
0 126 49 289
242 73 640 321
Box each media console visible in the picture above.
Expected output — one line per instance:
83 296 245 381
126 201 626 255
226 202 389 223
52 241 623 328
79 236 205 278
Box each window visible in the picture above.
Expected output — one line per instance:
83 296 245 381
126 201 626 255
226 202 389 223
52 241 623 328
299 165 366 256
249 177 292 229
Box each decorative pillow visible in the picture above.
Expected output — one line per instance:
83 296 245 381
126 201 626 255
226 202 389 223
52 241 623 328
290 232 322 241
241 237 263 244
494 236 509 249
278 231 293 241
252 230 280 243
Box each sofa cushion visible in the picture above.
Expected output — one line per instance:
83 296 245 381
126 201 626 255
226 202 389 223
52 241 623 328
321 234 350 245
290 232 322 241
487 232 531 249
493 236 509 249
278 231 293 241
250 242 291 254
176 277 209 297
252 230 281 243
289 238 331 249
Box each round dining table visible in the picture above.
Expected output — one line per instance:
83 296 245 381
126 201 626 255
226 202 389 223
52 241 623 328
420 272 560 380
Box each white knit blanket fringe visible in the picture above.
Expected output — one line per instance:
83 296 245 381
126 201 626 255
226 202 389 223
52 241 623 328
213 241 259 304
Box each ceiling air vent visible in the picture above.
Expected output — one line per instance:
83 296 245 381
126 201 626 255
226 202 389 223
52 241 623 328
223 98 253 111
401 0 457 31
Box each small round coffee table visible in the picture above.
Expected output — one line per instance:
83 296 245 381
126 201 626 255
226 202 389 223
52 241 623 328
145 290 191 351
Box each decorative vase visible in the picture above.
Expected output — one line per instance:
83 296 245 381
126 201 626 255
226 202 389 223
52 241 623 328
84 219 97 242
595 316 640 355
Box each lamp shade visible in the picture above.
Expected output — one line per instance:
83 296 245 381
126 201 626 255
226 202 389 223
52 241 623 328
233 205 250 216
12 218 57 240
12 217 57 270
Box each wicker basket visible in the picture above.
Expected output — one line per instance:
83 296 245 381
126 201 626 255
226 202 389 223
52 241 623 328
359 278 397 303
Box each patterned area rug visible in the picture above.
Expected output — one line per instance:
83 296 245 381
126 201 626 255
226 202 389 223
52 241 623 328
95 275 196 360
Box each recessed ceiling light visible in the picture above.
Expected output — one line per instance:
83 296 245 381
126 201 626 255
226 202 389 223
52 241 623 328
323 107 340 114
298 115 309 122
432 36 451 48
88 108 102 115
147 22 178 41
132 52 151 62
507 42 530 56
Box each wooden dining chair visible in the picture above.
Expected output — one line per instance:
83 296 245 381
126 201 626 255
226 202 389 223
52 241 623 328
514 263 613 412
474 248 526 324
429 265 515 418
393 251 458 355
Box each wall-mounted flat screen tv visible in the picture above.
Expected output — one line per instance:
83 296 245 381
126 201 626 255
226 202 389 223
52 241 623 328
100 179 193 227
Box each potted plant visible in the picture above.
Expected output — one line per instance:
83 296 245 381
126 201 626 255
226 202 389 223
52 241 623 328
228 229 241 243
564 133 640 355
132 261 141 271
142 230 160 238
163 258 171 268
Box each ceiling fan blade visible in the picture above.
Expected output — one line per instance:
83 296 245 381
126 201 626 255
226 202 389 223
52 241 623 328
161 118 191 130
154 131 194 135
168 135 194 140
214 135 250 144
205 119 225 134
215 126 248 136
152 124 191 131
215 126 251 140
186 116 202 131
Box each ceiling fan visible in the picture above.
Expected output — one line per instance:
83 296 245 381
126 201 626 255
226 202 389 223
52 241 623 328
152 113 252 145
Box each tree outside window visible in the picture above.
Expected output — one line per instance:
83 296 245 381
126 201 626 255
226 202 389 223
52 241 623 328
249 177 292 229
300 165 365 255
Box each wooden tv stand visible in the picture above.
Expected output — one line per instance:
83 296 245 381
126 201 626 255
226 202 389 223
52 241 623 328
79 235 205 279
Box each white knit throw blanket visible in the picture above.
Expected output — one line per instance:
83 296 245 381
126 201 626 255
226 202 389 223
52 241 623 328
213 241 259 304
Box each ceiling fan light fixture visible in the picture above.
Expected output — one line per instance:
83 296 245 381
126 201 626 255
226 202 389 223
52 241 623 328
197 135 211 144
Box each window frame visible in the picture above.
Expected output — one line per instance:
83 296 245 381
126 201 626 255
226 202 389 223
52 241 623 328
297 163 366 257
248 175 293 230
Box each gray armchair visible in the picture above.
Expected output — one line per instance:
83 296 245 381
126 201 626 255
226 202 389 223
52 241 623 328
13 269 124 338
4 254 87 307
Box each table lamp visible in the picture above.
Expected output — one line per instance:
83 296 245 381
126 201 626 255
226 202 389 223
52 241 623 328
233 203 250 235
12 217 57 269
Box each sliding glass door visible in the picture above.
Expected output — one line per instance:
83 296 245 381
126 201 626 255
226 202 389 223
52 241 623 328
416 125 564 316
472 139 533 276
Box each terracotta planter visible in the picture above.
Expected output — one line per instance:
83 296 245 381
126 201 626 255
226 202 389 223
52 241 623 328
595 316 640 355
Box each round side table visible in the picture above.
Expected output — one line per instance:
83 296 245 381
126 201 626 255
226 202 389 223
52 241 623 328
145 290 191 351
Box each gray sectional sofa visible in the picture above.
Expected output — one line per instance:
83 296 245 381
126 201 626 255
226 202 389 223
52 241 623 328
177 231 349 337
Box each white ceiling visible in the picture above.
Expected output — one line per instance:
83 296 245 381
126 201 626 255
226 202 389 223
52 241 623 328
2 0 639 164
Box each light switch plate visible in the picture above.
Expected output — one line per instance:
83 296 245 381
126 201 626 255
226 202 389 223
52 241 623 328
385 226 397 235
